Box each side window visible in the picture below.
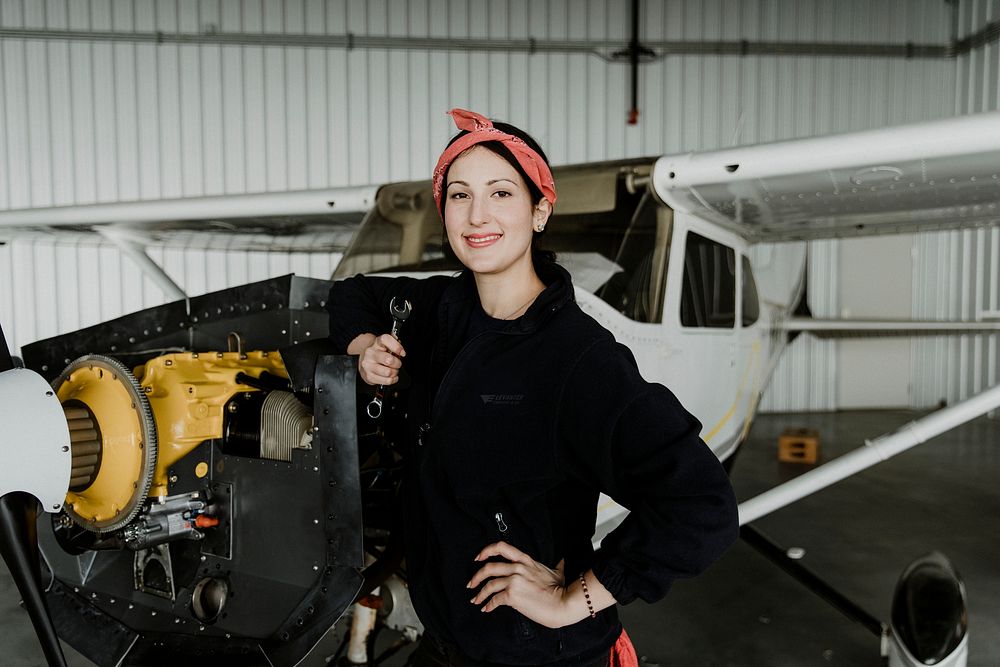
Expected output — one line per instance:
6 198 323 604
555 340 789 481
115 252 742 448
741 255 760 327
680 232 736 328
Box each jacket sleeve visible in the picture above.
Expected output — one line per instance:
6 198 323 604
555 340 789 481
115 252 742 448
326 273 451 354
554 337 739 605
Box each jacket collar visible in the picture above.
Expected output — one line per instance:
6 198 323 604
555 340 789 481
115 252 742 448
440 261 575 334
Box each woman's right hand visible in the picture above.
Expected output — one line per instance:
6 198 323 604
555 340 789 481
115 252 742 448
350 333 407 386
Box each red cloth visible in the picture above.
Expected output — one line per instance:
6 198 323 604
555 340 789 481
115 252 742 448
431 108 558 214
611 628 639 667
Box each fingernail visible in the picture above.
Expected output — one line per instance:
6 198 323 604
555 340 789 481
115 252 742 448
469 597 476 604
466 581 472 588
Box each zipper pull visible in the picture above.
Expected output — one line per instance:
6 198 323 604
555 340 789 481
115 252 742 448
417 423 430 447
494 512 508 533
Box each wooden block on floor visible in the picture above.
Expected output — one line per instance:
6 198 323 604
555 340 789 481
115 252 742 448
778 428 820 464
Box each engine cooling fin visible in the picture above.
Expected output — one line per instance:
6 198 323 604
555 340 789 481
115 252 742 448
260 390 312 462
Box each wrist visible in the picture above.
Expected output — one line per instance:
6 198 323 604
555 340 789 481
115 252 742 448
559 570 616 626
558 575 597 626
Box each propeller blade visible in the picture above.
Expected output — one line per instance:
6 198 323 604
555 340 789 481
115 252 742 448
0 492 68 667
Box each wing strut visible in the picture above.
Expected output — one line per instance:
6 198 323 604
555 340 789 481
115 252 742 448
98 228 187 301
739 383 1000 525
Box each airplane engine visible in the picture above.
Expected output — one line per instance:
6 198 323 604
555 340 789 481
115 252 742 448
31 348 369 666
50 351 299 553
0 276 404 667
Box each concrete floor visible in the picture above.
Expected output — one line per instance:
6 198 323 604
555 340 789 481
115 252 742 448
2 409 998 666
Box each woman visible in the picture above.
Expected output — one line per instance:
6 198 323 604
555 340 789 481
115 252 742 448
327 109 738 666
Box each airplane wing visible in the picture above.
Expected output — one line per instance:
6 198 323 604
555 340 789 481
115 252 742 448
652 111 1000 242
0 185 378 252
780 317 1000 338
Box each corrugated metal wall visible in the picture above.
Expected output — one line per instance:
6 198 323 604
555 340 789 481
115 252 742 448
0 0 975 412
910 0 999 411
0 234 342 356
0 0 955 207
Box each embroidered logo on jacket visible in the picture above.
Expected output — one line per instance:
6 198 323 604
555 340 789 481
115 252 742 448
480 394 525 406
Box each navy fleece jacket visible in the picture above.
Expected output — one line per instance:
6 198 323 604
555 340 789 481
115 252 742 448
327 262 738 665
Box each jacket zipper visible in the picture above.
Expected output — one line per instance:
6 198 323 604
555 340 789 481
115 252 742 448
493 508 534 639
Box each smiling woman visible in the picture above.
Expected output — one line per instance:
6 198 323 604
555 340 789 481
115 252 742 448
327 109 738 667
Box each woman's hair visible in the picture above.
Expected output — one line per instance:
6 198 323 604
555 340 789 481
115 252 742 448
439 121 556 267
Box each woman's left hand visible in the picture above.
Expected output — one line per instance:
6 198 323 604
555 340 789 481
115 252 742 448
467 541 575 629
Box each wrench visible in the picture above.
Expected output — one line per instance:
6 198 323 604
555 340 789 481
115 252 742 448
366 296 412 419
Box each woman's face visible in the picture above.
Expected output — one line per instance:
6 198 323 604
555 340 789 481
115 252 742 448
444 146 550 280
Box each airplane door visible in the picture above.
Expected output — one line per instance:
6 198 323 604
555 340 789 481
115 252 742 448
668 226 742 457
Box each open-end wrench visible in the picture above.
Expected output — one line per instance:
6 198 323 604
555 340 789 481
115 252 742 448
367 297 412 419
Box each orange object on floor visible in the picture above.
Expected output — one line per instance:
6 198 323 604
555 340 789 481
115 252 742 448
778 428 820 464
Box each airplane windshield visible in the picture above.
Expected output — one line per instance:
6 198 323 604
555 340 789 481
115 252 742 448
333 159 672 324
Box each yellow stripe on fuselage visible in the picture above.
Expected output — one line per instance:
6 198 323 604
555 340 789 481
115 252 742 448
703 341 760 444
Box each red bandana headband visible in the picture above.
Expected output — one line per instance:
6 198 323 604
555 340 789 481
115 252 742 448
432 108 557 214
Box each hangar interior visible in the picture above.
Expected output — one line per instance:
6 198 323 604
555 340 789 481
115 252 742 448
0 1 998 666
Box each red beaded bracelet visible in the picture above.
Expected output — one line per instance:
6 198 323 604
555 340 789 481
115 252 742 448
580 573 596 619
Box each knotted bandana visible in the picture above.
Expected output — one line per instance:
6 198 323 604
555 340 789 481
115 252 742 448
432 108 557 215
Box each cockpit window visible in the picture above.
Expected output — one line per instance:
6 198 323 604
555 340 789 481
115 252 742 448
680 232 736 328
332 161 671 324
741 255 760 327
594 193 672 323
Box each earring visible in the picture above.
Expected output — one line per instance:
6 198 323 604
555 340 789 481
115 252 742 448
536 224 546 232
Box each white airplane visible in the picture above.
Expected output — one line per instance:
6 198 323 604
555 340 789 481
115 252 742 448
1 111 998 667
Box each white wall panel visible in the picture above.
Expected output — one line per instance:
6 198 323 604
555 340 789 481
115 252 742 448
0 0 956 208
757 240 839 413
0 236 341 358
908 0 999 413
0 0 976 413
